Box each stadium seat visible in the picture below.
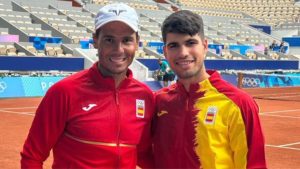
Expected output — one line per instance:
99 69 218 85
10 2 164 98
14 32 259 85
45 47 56 56
0 45 7 55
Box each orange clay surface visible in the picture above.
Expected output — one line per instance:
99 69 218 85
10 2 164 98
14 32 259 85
1 93 300 168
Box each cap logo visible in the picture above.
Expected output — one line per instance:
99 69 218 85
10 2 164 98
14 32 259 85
95 3 139 32
108 9 126 16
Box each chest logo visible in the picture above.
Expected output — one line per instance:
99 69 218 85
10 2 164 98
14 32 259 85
204 106 218 125
136 99 145 118
157 110 168 117
82 104 97 111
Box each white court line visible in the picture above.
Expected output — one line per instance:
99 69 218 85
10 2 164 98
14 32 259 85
266 144 300 151
267 95 300 99
262 109 300 114
255 92 299 97
278 142 300 147
0 106 37 110
0 109 34 116
260 114 300 119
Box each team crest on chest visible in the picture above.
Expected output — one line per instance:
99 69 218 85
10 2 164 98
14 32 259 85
136 99 145 118
204 106 218 124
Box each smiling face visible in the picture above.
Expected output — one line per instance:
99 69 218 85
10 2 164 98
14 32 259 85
93 21 139 78
163 32 209 83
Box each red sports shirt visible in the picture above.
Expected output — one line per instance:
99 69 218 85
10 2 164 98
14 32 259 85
154 70 267 169
21 62 155 169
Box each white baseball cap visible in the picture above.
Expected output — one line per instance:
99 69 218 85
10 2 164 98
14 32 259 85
94 3 139 32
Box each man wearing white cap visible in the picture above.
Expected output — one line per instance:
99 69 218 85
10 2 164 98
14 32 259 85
21 3 155 169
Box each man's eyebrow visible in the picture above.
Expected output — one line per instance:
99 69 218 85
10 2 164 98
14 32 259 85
102 35 134 39
166 42 177 46
123 36 134 39
186 38 198 42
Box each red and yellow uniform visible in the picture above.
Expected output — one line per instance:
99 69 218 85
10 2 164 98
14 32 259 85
21 62 155 169
154 70 266 169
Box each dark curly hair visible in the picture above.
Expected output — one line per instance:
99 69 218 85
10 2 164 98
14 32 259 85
162 10 205 43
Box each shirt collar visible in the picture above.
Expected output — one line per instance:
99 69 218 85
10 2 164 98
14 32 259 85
89 62 133 89
176 70 220 94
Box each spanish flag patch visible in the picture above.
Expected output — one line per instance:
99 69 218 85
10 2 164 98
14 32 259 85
204 106 218 124
136 99 145 118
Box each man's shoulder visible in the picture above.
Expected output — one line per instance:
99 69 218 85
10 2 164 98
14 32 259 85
155 83 177 96
211 77 255 104
130 78 155 94
49 69 88 91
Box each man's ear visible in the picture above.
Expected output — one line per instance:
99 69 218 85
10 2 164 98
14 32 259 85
163 45 168 60
135 34 140 51
92 33 98 49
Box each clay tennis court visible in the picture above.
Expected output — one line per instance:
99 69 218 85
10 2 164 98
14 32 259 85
0 87 300 168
